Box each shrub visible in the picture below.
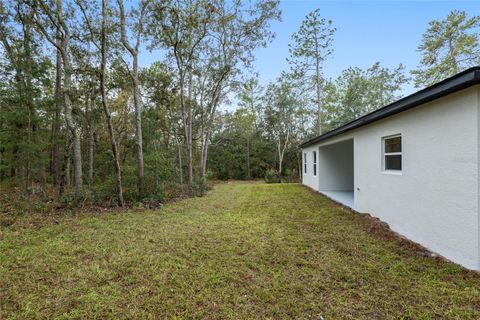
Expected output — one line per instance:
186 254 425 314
205 170 215 181
284 168 292 177
264 169 280 184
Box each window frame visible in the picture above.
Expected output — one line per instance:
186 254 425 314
382 134 402 174
312 150 317 176
304 153 307 174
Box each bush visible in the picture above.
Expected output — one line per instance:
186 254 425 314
284 168 292 177
205 170 215 181
264 169 280 184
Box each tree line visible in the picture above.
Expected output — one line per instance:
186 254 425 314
208 8 480 182
0 2 479 210
0 0 280 208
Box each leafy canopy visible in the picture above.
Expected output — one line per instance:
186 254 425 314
324 63 408 130
412 10 480 88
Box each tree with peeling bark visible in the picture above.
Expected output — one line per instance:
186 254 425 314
32 0 84 198
263 73 306 177
0 0 315 209
288 8 335 136
0 0 48 189
149 0 213 195
142 62 183 190
99 0 124 206
192 0 281 194
117 0 149 199
236 78 265 179
76 0 125 206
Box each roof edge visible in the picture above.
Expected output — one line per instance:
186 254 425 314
300 66 480 148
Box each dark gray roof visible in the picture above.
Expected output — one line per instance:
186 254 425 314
300 66 480 148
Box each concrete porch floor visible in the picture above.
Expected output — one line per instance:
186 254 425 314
320 191 354 209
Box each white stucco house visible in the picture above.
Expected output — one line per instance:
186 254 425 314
300 67 480 270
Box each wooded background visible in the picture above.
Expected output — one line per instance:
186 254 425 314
0 1 478 210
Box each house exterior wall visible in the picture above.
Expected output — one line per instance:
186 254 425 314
318 139 354 191
302 86 480 270
353 87 479 270
302 145 318 190
302 133 355 191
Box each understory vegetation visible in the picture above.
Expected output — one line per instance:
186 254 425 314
2 0 479 213
1 3 480 318
1 182 479 319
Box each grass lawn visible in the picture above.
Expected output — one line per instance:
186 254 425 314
1 182 479 319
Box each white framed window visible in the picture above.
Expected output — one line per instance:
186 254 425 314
382 134 402 172
313 151 317 176
304 153 307 174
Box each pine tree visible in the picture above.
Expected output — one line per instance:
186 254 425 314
412 10 480 88
288 9 335 135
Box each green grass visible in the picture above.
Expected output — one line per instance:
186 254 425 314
1 182 479 319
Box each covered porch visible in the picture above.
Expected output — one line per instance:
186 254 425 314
317 138 354 209
321 191 354 208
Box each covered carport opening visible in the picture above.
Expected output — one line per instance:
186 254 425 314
317 138 354 208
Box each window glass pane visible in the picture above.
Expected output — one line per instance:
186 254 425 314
313 164 317 176
384 136 401 153
313 151 316 162
385 155 402 170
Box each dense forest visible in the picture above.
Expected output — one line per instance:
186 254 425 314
0 1 479 211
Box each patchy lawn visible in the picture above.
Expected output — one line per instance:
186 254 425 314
1 182 479 319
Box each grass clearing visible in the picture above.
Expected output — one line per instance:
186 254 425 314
1 182 479 319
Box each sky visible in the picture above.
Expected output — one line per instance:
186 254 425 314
252 0 480 96
140 0 480 106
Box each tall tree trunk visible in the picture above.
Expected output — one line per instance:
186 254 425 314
199 135 208 195
86 92 95 185
117 0 146 199
278 143 283 177
315 59 322 135
33 0 83 196
186 67 194 195
51 40 62 186
132 56 145 199
60 137 72 196
71 129 82 195
65 148 71 188
23 9 34 190
0 147 4 181
57 0 83 197
101 0 124 206
246 135 251 180
88 120 94 184
175 136 184 190
277 129 290 179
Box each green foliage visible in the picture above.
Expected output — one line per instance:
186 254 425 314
209 95 274 180
0 3 55 185
143 149 182 201
284 168 292 176
1 0 283 209
323 62 409 130
412 10 480 87
205 169 214 181
287 8 336 134
208 81 306 182
288 8 336 75
264 168 280 183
